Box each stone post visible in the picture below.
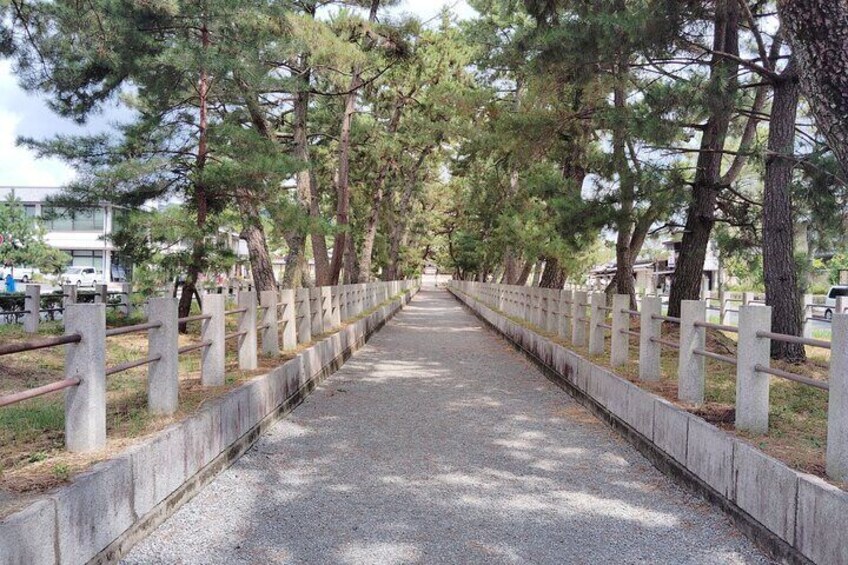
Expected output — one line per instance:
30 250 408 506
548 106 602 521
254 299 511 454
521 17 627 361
238 291 258 370
358 283 367 315
588 293 605 355
94 283 108 305
23 284 40 334
147 297 179 415
572 290 588 347
546 290 558 333
803 293 813 338
639 296 662 381
64 303 106 452
120 282 133 316
260 290 280 357
678 300 706 405
559 290 572 340
201 294 225 386
735 305 772 434
742 291 754 307
827 314 848 480
63 284 77 308
280 289 297 351
310 287 324 335
296 288 312 344
322 286 334 330
611 294 630 367
338 285 349 322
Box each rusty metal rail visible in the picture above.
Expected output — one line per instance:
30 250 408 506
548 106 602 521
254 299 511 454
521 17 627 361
106 354 162 376
756 331 830 350
694 321 738 333
755 364 829 391
178 313 212 324
693 348 737 366
225 307 247 316
178 340 213 355
0 378 81 408
0 334 81 357
105 321 162 337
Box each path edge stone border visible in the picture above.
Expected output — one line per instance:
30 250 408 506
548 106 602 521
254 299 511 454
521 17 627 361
449 287 845 565
0 287 419 565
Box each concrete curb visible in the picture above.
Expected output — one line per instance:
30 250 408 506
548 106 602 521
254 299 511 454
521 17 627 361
448 287 844 565
0 287 419 565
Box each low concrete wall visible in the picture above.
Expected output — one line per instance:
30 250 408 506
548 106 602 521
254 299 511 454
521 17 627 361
0 287 419 565
450 287 846 565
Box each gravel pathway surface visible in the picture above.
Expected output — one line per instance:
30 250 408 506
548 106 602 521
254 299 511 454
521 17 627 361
124 288 772 565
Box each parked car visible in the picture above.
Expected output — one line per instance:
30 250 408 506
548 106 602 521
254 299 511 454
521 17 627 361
823 285 848 320
61 266 104 287
0 266 41 283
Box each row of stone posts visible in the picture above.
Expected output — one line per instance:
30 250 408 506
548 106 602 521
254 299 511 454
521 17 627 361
452 280 848 480
59 279 419 453
21 283 134 334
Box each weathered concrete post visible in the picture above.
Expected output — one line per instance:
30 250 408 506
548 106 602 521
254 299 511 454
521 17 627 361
572 290 588 347
827 313 848 480
588 293 605 355
120 282 133 316
802 293 813 338
321 286 334 330
64 303 106 452
611 294 630 367
279 289 297 351
559 290 572 340
735 305 772 434
742 291 754 307
201 294 225 386
838 296 847 316
147 297 179 415
309 287 324 335
546 289 558 333
94 283 108 305
63 284 77 308
639 296 662 381
296 288 312 344
23 284 40 334
357 283 367 315
338 285 349 322
260 290 280 357
678 300 706 405
238 291 258 370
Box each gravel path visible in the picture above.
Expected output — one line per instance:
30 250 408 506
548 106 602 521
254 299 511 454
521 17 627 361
124 288 771 564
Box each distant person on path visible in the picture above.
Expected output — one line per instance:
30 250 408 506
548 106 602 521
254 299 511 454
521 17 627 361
5 272 15 293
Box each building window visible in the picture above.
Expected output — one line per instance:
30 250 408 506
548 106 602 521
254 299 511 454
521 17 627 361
62 250 104 268
23 204 37 217
45 206 104 231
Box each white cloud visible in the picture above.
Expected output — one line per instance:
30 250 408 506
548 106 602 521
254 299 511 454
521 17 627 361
0 105 76 186
0 61 76 187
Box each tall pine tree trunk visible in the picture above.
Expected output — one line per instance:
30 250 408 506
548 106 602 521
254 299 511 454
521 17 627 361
359 100 404 280
668 0 739 318
236 187 276 292
281 232 307 288
539 257 565 289
293 65 331 286
179 20 211 327
778 0 848 175
763 60 805 362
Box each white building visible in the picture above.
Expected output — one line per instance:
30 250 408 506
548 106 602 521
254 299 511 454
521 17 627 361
0 186 129 281
1 186 254 283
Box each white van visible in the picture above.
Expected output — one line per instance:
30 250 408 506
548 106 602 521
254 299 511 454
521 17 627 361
823 286 848 320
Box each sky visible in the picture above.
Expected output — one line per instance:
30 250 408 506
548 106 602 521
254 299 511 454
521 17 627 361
0 0 475 188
